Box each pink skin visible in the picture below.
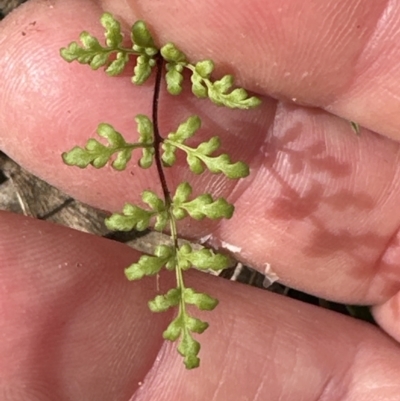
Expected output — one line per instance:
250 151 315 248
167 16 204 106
1 0 400 399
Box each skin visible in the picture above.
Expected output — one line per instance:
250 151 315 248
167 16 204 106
0 0 400 399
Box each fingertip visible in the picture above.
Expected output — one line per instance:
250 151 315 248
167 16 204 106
372 291 400 343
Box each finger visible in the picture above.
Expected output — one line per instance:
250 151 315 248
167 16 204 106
103 0 400 141
1 212 400 401
372 293 400 343
0 212 172 400
1 1 400 310
0 0 274 215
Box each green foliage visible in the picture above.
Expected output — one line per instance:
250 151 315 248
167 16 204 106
125 245 175 280
190 67 261 109
60 13 132 75
63 123 135 170
61 12 261 369
165 63 185 95
183 288 219 310
105 203 152 231
161 43 188 64
130 21 159 84
177 243 231 271
136 115 155 168
62 116 155 170
172 182 234 220
163 117 250 178
126 239 230 279
159 43 260 109
161 43 187 95
105 190 168 232
148 288 181 312
131 20 157 51
164 311 206 369
161 115 201 166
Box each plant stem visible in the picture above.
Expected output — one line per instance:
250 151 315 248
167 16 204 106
152 53 186 315
169 213 187 314
152 53 180 246
152 54 170 204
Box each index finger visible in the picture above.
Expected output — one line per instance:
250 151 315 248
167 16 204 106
106 0 400 140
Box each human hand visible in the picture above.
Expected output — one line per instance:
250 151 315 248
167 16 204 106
1 0 400 400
